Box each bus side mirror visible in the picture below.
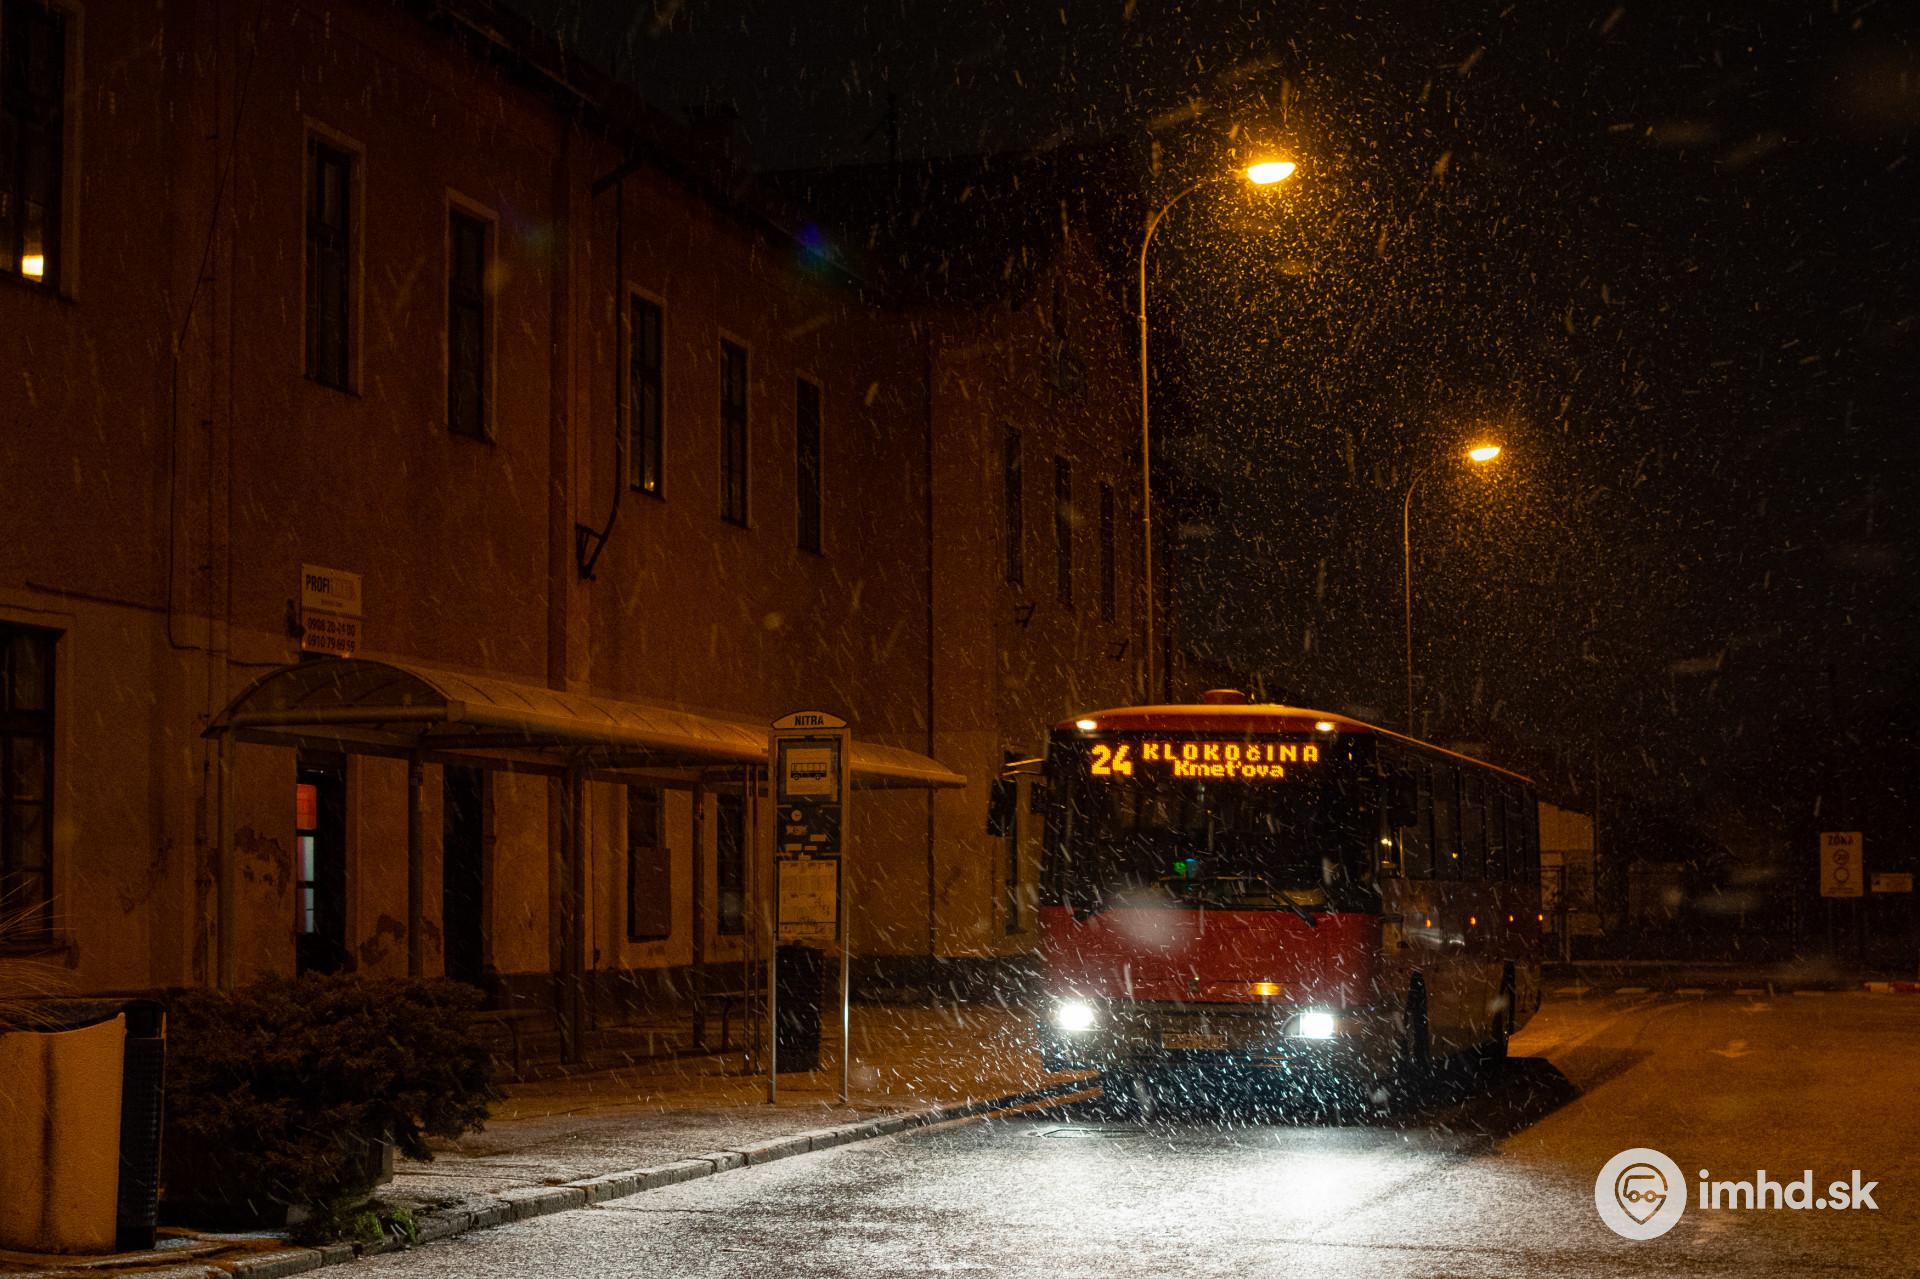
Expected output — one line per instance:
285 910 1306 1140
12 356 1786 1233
987 777 1015 837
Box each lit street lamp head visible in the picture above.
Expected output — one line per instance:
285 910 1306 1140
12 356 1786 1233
1467 444 1502 463
1246 160 1298 186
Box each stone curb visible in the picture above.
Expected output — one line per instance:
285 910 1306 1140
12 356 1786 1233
15 1080 1091 1279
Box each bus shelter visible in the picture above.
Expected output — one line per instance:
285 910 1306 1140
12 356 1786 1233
203 657 964 1062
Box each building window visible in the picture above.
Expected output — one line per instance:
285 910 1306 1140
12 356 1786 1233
715 790 746 936
1054 455 1074 609
1098 483 1116 622
305 139 353 389
0 624 53 935
719 340 748 524
0 1 64 288
795 377 823 553
630 296 663 494
627 785 670 942
1003 426 1023 586
447 210 489 439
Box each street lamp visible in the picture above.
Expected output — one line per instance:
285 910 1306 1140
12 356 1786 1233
1402 442 1503 734
1138 158 1299 701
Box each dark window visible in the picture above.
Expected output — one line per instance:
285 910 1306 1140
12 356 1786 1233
448 211 488 438
0 1 64 287
1514 794 1541 884
1098 483 1116 621
305 139 353 388
1487 785 1509 881
1003 426 1023 585
1402 761 1434 880
715 790 745 935
1432 763 1459 876
719 340 748 524
0 624 54 934
629 296 663 494
1054 455 1073 608
1460 774 1486 880
627 786 670 941
442 765 487 985
795 377 823 553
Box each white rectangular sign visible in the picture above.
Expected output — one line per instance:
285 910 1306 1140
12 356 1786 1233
1820 831 1864 898
777 858 839 944
1870 872 1912 894
300 564 364 618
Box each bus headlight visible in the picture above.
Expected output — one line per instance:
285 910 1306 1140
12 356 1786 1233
1053 999 1098 1033
1292 1010 1337 1040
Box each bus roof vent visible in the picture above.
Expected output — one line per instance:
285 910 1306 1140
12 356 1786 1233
1199 688 1248 705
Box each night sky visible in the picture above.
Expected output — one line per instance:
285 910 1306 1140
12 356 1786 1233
517 1 1918 882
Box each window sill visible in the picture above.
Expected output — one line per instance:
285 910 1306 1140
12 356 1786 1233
303 373 362 398
0 934 78 965
0 270 71 303
629 486 667 501
720 516 750 530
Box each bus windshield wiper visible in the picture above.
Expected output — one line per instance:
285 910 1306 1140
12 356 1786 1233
1277 895 1321 929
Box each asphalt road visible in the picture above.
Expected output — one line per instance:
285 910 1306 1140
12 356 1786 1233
364 990 1920 1278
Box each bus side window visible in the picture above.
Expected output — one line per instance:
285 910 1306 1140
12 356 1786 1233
1487 784 1509 882
1431 763 1459 877
1460 774 1486 880
1402 764 1433 879
1519 793 1542 885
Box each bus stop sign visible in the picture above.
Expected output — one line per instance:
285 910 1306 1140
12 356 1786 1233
772 711 848 855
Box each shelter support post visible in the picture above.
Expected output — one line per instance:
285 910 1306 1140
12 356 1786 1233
407 752 426 978
216 733 237 990
560 765 587 1065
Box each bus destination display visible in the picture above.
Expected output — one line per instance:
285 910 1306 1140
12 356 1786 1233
1088 738 1322 781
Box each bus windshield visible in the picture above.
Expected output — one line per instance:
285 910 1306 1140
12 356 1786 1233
1051 744 1375 913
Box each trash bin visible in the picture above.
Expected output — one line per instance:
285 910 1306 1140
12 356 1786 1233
774 944 826 1073
0 998 165 1254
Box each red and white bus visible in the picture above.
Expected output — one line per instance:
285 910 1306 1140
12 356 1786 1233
1016 690 1542 1105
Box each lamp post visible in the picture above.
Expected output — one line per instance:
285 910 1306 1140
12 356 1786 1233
1138 159 1297 702
1402 443 1502 734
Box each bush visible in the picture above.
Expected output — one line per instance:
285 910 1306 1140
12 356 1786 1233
163 975 495 1231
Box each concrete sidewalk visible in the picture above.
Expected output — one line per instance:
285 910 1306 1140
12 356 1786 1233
0 1002 1088 1279
1541 955 1917 992
385 1001 1072 1213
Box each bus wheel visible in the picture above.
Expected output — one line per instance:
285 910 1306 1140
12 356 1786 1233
1100 1072 1145 1119
1478 969 1515 1072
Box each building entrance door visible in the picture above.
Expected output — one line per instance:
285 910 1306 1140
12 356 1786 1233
294 756 348 974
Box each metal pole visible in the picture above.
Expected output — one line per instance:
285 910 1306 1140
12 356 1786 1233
839 856 851 1105
1137 179 1210 705
767 858 778 1104
1137 224 1155 703
1402 472 1419 735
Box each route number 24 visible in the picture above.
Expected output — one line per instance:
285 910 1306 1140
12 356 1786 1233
1090 744 1134 777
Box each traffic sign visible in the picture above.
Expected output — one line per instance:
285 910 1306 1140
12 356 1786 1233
1820 831 1864 898
1870 872 1912 894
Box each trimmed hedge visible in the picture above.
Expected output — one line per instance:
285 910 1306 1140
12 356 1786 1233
163 976 495 1230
